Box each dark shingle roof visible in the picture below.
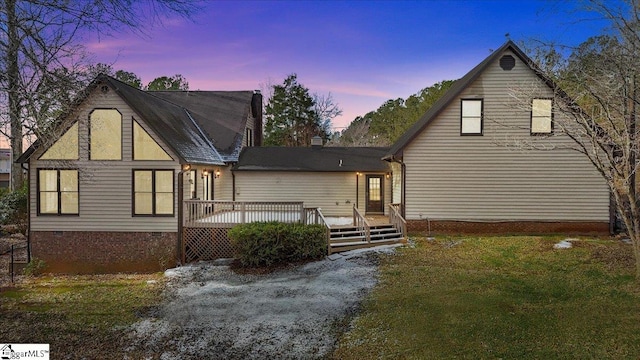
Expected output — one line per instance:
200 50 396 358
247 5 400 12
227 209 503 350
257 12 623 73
18 74 258 165
233 146 391 172
386 40 557 160
103 76 225 165
151 91 254 161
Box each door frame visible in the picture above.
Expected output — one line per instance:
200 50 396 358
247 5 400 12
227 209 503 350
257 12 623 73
365 174 384 214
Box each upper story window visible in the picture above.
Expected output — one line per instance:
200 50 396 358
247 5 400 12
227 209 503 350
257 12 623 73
461 99 483 135
90 109 122 160
133 169 174 216
246 128 254 147
133 120 172 160
38 169 78 215
531 99 553 134
39 123 79 160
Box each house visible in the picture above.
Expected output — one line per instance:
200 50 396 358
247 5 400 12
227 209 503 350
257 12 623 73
17 74 262 273
16 40 613 274
232 141 395 216
384 41 611 233
0 148 11 188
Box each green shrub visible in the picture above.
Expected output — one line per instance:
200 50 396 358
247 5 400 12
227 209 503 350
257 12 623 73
229 222 327 267
0 182 28 234
23 258 47 276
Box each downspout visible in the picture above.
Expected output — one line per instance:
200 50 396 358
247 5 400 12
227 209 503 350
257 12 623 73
232 170 236 201
177 168 185 265
356 173 359 209
401 161 406 218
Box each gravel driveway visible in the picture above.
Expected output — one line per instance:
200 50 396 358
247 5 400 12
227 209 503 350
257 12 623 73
127 246 399 359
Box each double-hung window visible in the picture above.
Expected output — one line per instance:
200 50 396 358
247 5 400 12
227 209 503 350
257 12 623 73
531 98 553 134
461 99 483 135
133 170 174 216
38 169 79 215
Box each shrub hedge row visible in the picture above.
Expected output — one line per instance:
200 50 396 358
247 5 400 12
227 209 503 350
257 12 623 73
228 222 327 267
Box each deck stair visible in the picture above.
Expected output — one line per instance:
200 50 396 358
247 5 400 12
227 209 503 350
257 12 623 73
329 223 404 253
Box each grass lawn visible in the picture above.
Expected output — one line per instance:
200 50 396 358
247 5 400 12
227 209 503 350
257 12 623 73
332 236 640 359
0 273 164 359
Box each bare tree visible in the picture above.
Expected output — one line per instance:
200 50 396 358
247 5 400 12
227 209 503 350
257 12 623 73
0 0 199 189
313 92 342 141
515 0 640 279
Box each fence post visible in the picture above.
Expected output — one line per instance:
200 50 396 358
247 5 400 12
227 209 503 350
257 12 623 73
10 244 14 283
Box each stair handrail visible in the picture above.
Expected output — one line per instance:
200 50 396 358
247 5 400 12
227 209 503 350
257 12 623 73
353 205 371 243
388 203 407 239
316 208 332 255
305 207 332 255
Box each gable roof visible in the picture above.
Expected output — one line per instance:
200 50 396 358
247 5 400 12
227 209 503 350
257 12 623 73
233 146 391 172
17 74 258 165
386 40 558 160
151 91 254 162
102 75 225 165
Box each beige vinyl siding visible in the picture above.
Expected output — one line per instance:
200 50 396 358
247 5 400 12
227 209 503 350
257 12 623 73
403 49 609 222
355 173 392 215
214 166 234 200
390 162 402 204
30 86 181 232
234 171 391 217
242 112 255 147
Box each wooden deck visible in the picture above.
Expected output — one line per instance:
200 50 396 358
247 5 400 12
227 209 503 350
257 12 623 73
181 200 406 262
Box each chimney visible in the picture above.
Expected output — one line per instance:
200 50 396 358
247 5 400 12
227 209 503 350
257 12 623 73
311 136 323 148
251 90 263 146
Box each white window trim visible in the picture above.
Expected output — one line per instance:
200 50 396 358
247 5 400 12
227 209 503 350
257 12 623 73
461 99 483 135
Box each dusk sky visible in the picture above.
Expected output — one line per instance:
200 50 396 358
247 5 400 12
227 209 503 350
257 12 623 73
84 0 609 130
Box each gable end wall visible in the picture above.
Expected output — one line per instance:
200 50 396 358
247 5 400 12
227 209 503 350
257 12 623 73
403 50 610 224
29 86 181 233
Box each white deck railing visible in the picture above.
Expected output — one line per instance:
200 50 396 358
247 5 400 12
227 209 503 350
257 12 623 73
388 203 407 239
184 200 306 228
353 205 371 244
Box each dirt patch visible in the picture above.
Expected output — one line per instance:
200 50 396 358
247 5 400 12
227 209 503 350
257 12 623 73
590 240 635 271
126 245 400 359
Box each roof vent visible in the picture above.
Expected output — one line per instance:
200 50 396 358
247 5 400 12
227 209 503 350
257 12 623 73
500 55 515 70
311 136 323 148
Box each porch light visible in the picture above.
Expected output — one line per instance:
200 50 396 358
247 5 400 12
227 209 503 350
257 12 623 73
202 169 209 178
215 169 221 178
386 172 390 179
182 164 191 171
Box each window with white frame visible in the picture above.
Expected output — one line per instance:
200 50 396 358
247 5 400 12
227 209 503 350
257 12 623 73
531 98 552 134
461 99 483 135
38 169 79 215
133 170 174 216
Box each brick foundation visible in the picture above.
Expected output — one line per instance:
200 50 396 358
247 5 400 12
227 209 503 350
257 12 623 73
407 220 610 235
30 231 178 274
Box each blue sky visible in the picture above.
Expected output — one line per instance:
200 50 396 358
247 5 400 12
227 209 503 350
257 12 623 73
85 0 609 130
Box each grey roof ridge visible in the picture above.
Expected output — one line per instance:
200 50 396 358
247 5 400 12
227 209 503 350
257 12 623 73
386 40 545 160
183 109 225 165
104 76 228 165
103 76 196 163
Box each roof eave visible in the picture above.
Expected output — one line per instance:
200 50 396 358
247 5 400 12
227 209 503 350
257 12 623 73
386 40 526 158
